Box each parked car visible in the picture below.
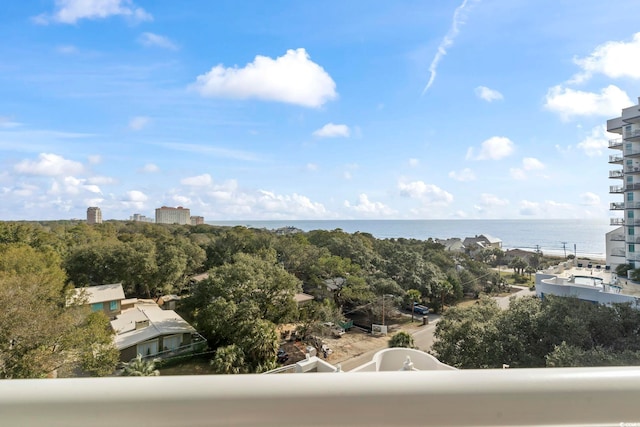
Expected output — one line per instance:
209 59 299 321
277 349 289 364
406 302 429 315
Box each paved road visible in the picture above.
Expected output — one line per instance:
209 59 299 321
339 286 536 371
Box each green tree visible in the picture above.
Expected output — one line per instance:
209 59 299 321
432 297 502 368
188 251 298 372
122 354 160 376
389 331 415 348
406 289 422 322
0 244 118 378
508 257 528 275
210 344 248 374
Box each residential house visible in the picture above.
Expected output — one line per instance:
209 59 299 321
71 283 202 362
435 238 465 253
463 234 502 250
503 248 537 264
111 300 200 362
69 283 125 320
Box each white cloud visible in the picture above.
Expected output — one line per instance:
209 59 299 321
522 157 545 171
510 158 545 181
121 190 148 210
128 116 150 131
478 193 509 207
124 190 148 202
398 180 453 205
344 194 396 216
448 168 476 182
313 123 350 138
408 158 420 168
192 48 337 108
87 155 102 164
155 142 261 162
55 45 78 55
35 0 152 24
181 173 213 187
519 200 540 216
422 0 479 94
571 32 640 83
138 32 178 50
140 163 159 173
49 176 102 196
172 195 192 206
577 125 613 157
14 153 84 176
519 199 572 217
510 168 526 180
474 86 503 102
580 192 600 206
306 163 318 171
0 117 21 128
256 190 329 218
343 171 352 180
544 85 632 120
474 193 509 214
87 176 115 185
467 136 515 160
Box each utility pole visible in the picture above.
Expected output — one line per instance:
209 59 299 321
561 242 567 258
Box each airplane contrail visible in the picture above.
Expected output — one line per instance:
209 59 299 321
422 0 479 95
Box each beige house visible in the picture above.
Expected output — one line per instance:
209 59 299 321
69 283 125 320
111 301 199 362
71 283 202 362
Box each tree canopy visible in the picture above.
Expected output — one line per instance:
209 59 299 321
432 296 640 369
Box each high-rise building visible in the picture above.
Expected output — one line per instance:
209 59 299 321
130 213 153 222
155 206 190 225
606 98 640 272
190 216 204 225
87 207 102 224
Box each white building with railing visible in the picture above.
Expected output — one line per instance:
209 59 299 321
607 97 640 272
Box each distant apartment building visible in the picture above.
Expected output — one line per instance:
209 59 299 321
607 97 640 272
155 206 191 225
190 216 204 225
86 207 102 224
130 213 154 223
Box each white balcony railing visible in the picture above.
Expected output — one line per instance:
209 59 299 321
4 368 640 427
625 128 640 139
611 218 625 225
610 185 624 193
609 137 623 148
609 155 623 163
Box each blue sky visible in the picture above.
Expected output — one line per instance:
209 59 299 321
1 0 640 221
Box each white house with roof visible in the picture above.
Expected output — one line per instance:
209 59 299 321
463 234 502 250
111 300 201 362
71 283 202 362
435 238 465 253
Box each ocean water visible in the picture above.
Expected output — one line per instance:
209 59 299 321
207 219 612 259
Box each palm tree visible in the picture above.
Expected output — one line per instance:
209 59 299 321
122 354 160 376
210 345 247 374
406 289 421 322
